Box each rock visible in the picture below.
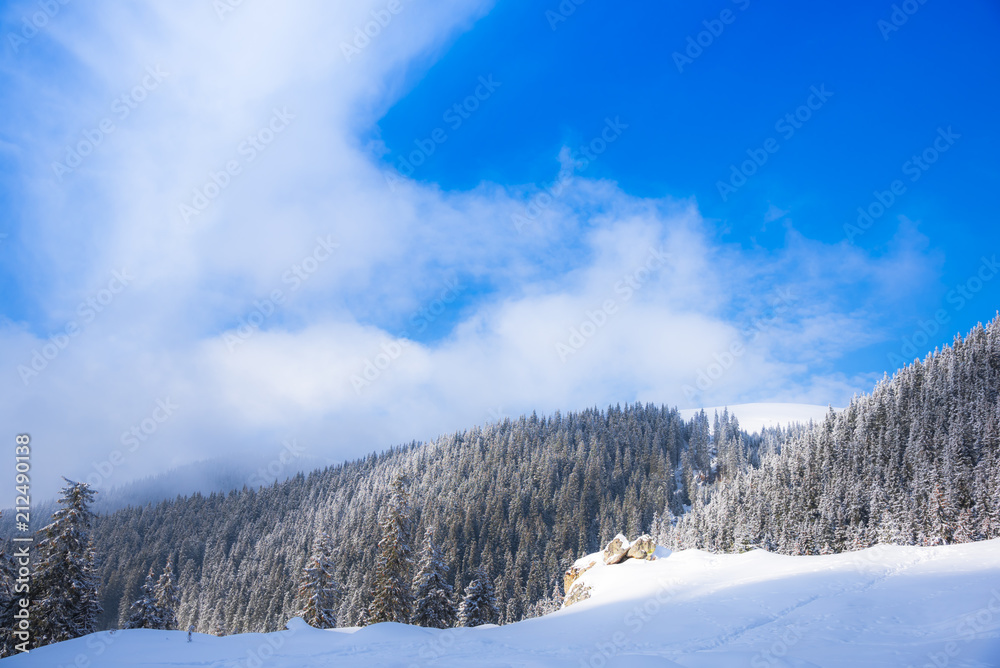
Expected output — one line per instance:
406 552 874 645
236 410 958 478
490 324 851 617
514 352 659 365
602 533 630 565
563 582 592 607
564 559 596 595
626 534 656 561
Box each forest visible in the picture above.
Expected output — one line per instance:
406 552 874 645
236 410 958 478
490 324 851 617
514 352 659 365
2 316 999 653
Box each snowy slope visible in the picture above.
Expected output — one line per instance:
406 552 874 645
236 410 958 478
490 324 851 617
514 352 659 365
679 403 837 433
10 540 1000 667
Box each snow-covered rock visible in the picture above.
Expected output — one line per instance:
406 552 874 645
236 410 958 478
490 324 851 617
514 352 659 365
625 534 656 560
566 534 660 608
602 533 630 565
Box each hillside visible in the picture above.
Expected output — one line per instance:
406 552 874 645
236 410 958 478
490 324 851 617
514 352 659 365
90 404 725 632
674 318 1000 554
14 317 1000 638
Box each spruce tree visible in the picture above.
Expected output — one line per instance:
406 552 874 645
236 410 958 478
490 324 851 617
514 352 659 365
458 568 498 627
124 567 162 629
411 527 456 628
154 555 180 630
298 533 338 628
34 479 101 647
367 475 414 624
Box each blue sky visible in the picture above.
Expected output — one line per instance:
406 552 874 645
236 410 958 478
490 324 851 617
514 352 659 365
372 0 1000 375
1 0 998 496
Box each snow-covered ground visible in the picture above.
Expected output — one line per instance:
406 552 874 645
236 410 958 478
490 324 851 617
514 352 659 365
680 403 838 433
11 540 1000 667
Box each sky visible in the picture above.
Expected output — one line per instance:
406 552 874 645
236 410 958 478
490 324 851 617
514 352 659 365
1 0 998 499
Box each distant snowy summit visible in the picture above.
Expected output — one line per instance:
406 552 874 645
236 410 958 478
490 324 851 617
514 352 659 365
679 402 836 433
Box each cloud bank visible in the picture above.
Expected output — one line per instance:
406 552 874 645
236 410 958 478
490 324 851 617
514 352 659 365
0 0 938 497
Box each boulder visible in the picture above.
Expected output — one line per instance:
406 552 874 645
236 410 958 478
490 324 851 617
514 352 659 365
626 534 656 561
564 559 596 595
563 582 592 607
602 533 630 565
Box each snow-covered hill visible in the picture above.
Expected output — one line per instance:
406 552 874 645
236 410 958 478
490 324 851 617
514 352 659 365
10 540 1000 667
679 403 837 433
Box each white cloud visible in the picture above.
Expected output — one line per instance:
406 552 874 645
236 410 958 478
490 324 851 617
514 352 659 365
0 0 937 498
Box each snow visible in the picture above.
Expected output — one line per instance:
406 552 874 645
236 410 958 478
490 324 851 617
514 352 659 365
10 540 1000 667
679 403 838 433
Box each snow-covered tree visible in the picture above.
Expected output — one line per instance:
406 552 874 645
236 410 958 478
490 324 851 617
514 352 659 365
298 533 338 629
525 581 563 618
367 475 414 624
458 568 498 627
34 479 101 647
124 567 162 629
155 555 180 630
411 527 455 628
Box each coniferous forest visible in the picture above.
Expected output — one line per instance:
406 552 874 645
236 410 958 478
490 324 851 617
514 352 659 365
2 317 1000 652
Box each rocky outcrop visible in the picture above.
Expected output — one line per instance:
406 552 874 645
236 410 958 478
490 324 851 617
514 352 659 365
563 582 592 607
564 559 597 595
562 533 659 608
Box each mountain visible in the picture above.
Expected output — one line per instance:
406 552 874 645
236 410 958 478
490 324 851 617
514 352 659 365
17 316 1000 639
90 403 710 633
673 318 1000 554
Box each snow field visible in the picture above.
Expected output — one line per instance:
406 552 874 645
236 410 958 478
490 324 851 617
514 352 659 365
8 539 1000 667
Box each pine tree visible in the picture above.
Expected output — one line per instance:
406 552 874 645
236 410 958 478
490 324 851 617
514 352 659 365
367 475 414 624
124 567 162 629
298 533 338 629
411 527 456 628
458 568 498 627
34 479 101 647
154 555 180 630
526 581 563 618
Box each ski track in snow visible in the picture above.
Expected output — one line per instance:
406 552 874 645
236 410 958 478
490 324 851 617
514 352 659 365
675 550 934 655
